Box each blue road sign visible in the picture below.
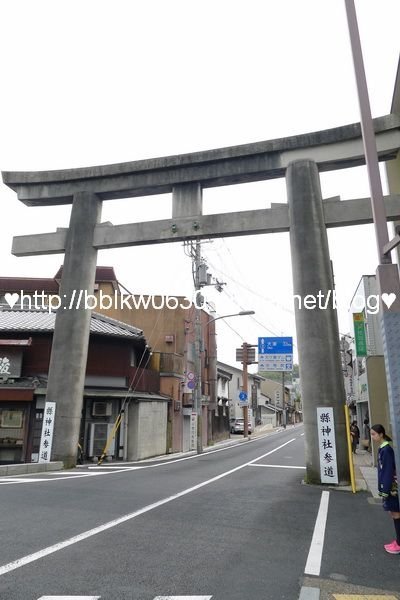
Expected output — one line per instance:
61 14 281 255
239 391 248 401
258 336 293 355
258 336 293 372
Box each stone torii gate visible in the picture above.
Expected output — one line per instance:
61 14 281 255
3 114 400 482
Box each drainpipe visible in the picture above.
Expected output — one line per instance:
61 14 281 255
123 398 130 461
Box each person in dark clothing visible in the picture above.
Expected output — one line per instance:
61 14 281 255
362 418 371 452
371 424 400 554
350 420 360 454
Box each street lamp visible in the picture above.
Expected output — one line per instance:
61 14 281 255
207 310 255 325
195 309 255 454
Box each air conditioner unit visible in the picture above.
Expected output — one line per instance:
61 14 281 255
92 401 112 417
89 422 115 457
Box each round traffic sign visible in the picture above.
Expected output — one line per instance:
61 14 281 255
239 391 248 401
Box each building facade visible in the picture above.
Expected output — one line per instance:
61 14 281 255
0 267 221 456
348 275 390 441
0 308 166 464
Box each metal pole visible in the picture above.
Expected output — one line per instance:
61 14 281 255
282 371 286 429
194 240 203 453
242 343 249 440
344 0 400 474
344 0 390 265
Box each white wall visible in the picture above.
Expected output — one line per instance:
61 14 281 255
127 400 168 461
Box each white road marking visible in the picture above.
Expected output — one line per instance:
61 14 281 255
0 428 299 485
0 439 295 577
0 469 142 484
248 464 305 469
300 433 305 436
38 596 100 599
86 466 142 470
304 490 330 576
153 597 212 600
0 480 20 485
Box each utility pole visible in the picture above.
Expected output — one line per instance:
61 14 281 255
282 371 286 429
186 239 229 453
194 239 203 454
238 341 257 438
242 342 249 440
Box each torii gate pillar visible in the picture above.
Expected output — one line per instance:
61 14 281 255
287 159 350 484
47 192 102 467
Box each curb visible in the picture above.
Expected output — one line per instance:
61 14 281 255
0 461 64 477
299 586 320 600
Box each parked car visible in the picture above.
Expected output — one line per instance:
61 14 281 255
230 418 252 434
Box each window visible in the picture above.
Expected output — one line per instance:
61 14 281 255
1 410 23 429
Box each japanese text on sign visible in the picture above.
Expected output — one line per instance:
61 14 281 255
38 402 56 463
316 407 338 484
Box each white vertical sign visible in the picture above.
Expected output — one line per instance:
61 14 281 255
38 402 56 463
317 407 338 484
190 413 197 450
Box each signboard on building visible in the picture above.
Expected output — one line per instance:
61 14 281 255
190 412 197 450
0 349 23 378
38 402 56 463
236 347 256 363
258 336 293 372
353 313 367 357
317 407 338 484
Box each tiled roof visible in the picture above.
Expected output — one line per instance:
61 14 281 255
54 266 118 282
0 278 59 292
0 267 118 293
0 309 143 340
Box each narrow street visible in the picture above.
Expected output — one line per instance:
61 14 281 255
0 427 398 599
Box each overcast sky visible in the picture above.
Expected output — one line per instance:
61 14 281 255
0 0 399 368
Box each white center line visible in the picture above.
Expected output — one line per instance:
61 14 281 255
0 439 295 577
248 464 305 469
0 429 299 485
304 490 330 576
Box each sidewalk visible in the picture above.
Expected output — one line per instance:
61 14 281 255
353 447 379 497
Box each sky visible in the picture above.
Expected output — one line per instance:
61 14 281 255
0 0 399 369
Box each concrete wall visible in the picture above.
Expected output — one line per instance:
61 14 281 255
127 400 168 461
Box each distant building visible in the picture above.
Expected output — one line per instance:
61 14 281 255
348 275 390 438
217 361 264 428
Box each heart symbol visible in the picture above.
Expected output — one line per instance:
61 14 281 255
381 293 396 309
4 293 19 309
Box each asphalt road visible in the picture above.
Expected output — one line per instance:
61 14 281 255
0 425 398 600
